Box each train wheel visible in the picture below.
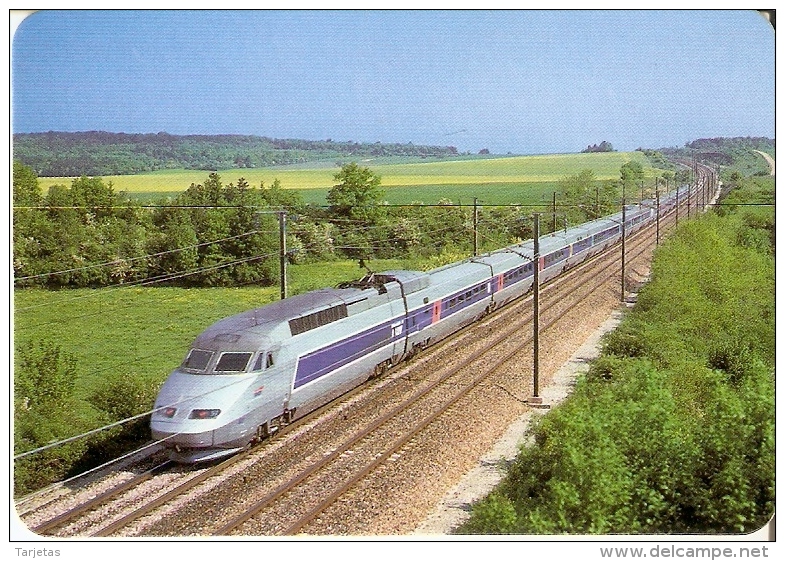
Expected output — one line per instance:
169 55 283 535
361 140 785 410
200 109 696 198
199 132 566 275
371 360 389 379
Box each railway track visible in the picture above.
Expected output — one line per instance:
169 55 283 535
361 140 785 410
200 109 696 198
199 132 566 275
28 461 173 535
18 178 718 537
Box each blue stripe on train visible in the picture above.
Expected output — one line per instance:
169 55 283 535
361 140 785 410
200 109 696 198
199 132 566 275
294 319 401 389
293 279 502 389
294 267 552 389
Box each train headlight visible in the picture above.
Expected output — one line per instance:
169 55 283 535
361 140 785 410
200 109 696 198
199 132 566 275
189 409 221 419
159 407 177 418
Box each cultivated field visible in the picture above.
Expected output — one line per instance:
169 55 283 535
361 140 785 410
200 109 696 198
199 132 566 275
36 151 657 205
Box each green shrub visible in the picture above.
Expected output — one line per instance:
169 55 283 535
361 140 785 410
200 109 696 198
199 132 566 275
14 341 77 412
600 327 648 358
459 492 519 534
88 373 159 422
459 180 774 534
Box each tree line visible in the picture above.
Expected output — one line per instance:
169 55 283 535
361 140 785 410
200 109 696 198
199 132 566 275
11 161 481 289
581 140 615 153
13 158 695 290
658 136 775 177
13 131 461 177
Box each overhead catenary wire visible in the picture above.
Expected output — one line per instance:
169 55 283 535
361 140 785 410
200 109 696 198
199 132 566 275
13 206 470 288
16 237 351 381
14 436 177 507
16 233 377 401
14 223 384 315
17 251 281 329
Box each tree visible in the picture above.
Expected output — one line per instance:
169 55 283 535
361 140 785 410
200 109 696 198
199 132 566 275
147 208 199 277
327 162 384 225
620 160 645 194
260 178 305 212
68 176 117 221
13 160 42 207
554 170 622 226
13 162 50 282
582 141 615 153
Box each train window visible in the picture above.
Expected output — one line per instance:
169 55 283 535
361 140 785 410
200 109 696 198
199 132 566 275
182 349 213 371
266 353 274 369
252 353 265 371
215 352 252 372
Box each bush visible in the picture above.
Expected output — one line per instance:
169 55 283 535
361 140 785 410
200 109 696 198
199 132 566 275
459 492 519 534
601 326 648 358
14 341 77 411
13 340 87 495
88 373 158 422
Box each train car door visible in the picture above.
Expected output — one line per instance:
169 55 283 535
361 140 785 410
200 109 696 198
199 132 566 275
387 282 409 361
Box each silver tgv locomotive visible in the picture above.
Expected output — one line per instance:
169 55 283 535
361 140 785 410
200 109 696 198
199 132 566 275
151 189 687 462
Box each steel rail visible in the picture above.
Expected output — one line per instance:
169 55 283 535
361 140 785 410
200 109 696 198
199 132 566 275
30 461 173 535
90 452 249 537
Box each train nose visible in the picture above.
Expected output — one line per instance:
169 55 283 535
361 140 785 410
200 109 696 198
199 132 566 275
151 424 215 448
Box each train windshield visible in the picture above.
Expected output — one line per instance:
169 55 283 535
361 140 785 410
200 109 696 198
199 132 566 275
215 352 253 373
182 349 214 371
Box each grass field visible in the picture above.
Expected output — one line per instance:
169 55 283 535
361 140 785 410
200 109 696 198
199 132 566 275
36 151 657 206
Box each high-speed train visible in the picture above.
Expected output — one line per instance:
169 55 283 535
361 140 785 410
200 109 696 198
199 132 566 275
151 188 688 462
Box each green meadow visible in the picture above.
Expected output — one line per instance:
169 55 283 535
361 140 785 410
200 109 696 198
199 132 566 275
37 151 657 206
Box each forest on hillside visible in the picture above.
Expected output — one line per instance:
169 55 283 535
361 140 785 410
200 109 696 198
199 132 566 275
12 131 461 177
14 132 775 179
657 136 775 175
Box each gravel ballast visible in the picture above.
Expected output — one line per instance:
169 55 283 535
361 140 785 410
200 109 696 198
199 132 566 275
414 307 627 535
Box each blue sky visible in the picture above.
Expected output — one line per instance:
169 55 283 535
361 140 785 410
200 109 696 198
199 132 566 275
11 9 775 155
